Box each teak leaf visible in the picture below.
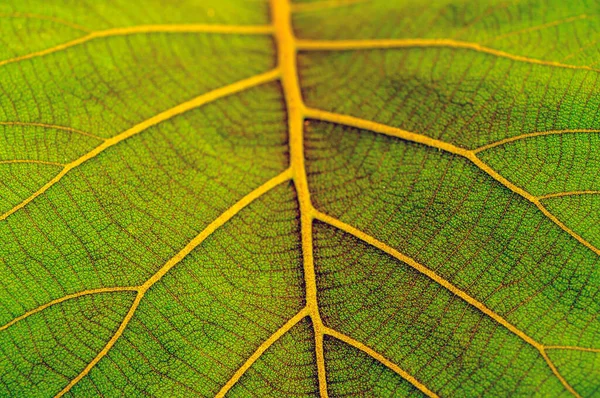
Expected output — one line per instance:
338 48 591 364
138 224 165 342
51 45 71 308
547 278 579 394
1 0 599 396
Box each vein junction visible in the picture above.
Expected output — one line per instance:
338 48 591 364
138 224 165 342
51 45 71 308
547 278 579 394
0 2 598 398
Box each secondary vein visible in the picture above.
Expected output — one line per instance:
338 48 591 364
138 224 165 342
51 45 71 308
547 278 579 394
0 69 280 222
0 24 274 68
296 38 600 72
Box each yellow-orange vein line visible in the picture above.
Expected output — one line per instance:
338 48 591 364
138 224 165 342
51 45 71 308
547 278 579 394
538 191 600 200
474 129 600 153
290 0 368 13
305 108 600 258
0 69 280 222
138 168 292 292
305 108 468 156
55 169 293 397
0 121 105 140
296 38 600 72
215 308 309 397
314 210 541 347
0 12 90 32
545 345 600 353
540 349 580 397
0 24 274 68
486 14 591 43
0 160 64 167
314 210 579 397
55 292 144 397
323 327 439 398
272 0 328 396
0 286 138 332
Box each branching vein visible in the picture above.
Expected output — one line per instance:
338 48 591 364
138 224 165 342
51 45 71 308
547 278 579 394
0 24 274 68
0 69 280 222
0 121 104 140
290 0 369 13
215 308 309 397
313 210 582 397
3 2 595 397
0 286 138 332
539 191 600 200
485 14 592 43
304 107 600 258
53 168 292 397
272 1 330 396
296 38 600 72
473 129 600 153
0 12 90 33
0 160 64 167
323 326 439 398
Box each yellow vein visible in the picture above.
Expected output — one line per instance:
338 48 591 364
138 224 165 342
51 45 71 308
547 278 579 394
0 12 90 32
296 38 600 72
272 0 329 396
305 107 466 155
290 0 369 13
546 345 600 353
539 191 600 200
0 286 137 332
0 69 280 222
0 160 64 167
138 168 292 291
473 129 600 153
0 121 105 140
313 210 580 397
0 24 274 68
314 211 541 347
323 326 439 398
304 108 600 258
55 169 293 397
55 292 143 398
486 14 591 43
215 308 309 397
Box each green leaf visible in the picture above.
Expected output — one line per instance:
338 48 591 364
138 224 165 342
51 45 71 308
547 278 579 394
1 0 599 396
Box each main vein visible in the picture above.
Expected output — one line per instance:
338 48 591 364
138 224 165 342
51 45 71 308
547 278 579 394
211 2 437 396
0 69 280 222
3 4 592 397
271 0 329 396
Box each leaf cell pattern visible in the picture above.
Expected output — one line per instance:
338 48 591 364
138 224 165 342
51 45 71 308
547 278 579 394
1 0 600 396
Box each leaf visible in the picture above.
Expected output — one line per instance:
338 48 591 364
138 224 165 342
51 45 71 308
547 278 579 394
0 0 599 396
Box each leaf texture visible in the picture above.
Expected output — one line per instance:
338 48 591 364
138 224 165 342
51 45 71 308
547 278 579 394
1 0 600 396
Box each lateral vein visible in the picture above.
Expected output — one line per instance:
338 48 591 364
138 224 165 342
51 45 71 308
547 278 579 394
290 0 369 13
0 286 138 332
0 160 64 166
323 326 439 398
296 38 600 72
0 121 105 140
539 191 600 200
304 108 600 258
0 12 90 32
215 308 309 397
0 69 281 222
0 24 274 68
313 210 580 397
473 129 600 153
55 168 293 397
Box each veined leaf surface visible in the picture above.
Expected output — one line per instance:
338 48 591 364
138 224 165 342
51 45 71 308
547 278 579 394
1 0 599 396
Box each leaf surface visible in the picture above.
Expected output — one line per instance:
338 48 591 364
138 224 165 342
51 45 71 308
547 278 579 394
1 0 599 396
